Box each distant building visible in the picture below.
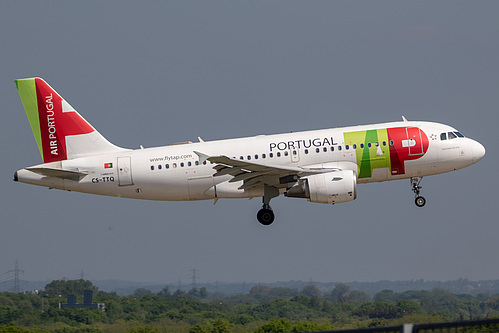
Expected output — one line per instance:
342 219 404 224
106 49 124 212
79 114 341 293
61 290 105 311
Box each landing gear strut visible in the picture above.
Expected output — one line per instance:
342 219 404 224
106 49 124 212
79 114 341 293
411 177 426 207
257 185 279 225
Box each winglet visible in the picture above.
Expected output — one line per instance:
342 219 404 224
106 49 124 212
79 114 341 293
193 151 210 164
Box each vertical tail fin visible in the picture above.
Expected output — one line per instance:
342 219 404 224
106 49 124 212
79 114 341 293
15 77 124 162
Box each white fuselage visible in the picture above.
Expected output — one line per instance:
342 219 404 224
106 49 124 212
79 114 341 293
15 120 485 203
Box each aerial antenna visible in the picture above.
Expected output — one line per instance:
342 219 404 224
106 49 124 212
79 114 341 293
402 116 408 122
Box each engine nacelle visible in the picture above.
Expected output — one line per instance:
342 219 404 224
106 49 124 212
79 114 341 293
286 170 357 204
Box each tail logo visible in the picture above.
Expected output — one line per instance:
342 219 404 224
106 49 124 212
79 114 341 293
17 77 123 162
34 78 94 162
45 93 58 156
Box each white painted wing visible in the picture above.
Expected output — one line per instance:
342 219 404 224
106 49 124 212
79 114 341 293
195 152 340 190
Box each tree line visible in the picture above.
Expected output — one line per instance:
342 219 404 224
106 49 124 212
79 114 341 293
1 280 499 332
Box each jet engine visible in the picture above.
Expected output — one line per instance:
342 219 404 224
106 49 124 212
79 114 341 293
285 170 357 204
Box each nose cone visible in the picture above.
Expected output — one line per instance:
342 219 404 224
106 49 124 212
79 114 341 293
472 140 486 163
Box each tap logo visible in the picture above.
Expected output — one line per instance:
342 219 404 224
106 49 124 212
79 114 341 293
344 127 429 179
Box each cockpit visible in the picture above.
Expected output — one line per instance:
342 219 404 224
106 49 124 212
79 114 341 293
440 131 464 140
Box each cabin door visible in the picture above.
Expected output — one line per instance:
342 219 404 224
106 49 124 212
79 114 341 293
117 156 133 186
405 127 424 156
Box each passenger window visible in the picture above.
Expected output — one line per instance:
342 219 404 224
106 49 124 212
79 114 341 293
293 150 297 155
383 141 386 146
440 133 447 140
173 163 177 168
390 140 394 146
353 144 357 149
323 147 327 152
375 142 379 147
360 143 364 148
247 155 251 160
180 162 184 167
194 162 198 166
330 146 334 152
338 146 342 151
269 153 274 158
305 149 309 154
203 161 207 165
368 143 372 148
150 165 154 170
166 164 170 169
277 152 281 157
316 148 320 153
284 151 289 156
188 162 192 167
158 165 162 170
240 156 244 160
254 154 258 159
262 153 266 158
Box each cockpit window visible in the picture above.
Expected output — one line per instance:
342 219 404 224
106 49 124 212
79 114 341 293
441 131 464 141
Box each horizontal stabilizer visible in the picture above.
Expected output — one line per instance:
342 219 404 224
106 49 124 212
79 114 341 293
26 167 87 181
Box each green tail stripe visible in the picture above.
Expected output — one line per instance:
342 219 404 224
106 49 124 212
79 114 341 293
15 78 43 160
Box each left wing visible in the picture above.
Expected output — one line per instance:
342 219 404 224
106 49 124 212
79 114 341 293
194 152 339 191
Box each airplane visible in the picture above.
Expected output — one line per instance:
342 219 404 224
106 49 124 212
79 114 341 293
13 77 485 225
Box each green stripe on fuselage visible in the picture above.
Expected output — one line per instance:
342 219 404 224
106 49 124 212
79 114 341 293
15 78 43 160
344 129 391 179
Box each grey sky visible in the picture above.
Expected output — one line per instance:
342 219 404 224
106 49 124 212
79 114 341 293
0 1 497 286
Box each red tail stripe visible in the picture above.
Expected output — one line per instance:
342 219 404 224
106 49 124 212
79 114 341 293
35 78 94 163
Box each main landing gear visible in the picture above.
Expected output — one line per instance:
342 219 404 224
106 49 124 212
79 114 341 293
257 185 279 226
411 177 426 207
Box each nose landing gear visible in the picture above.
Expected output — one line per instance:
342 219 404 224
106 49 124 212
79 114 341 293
411 177 426 207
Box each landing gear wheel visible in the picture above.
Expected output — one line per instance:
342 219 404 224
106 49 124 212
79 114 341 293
257 208 275 226
415 196 426 207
